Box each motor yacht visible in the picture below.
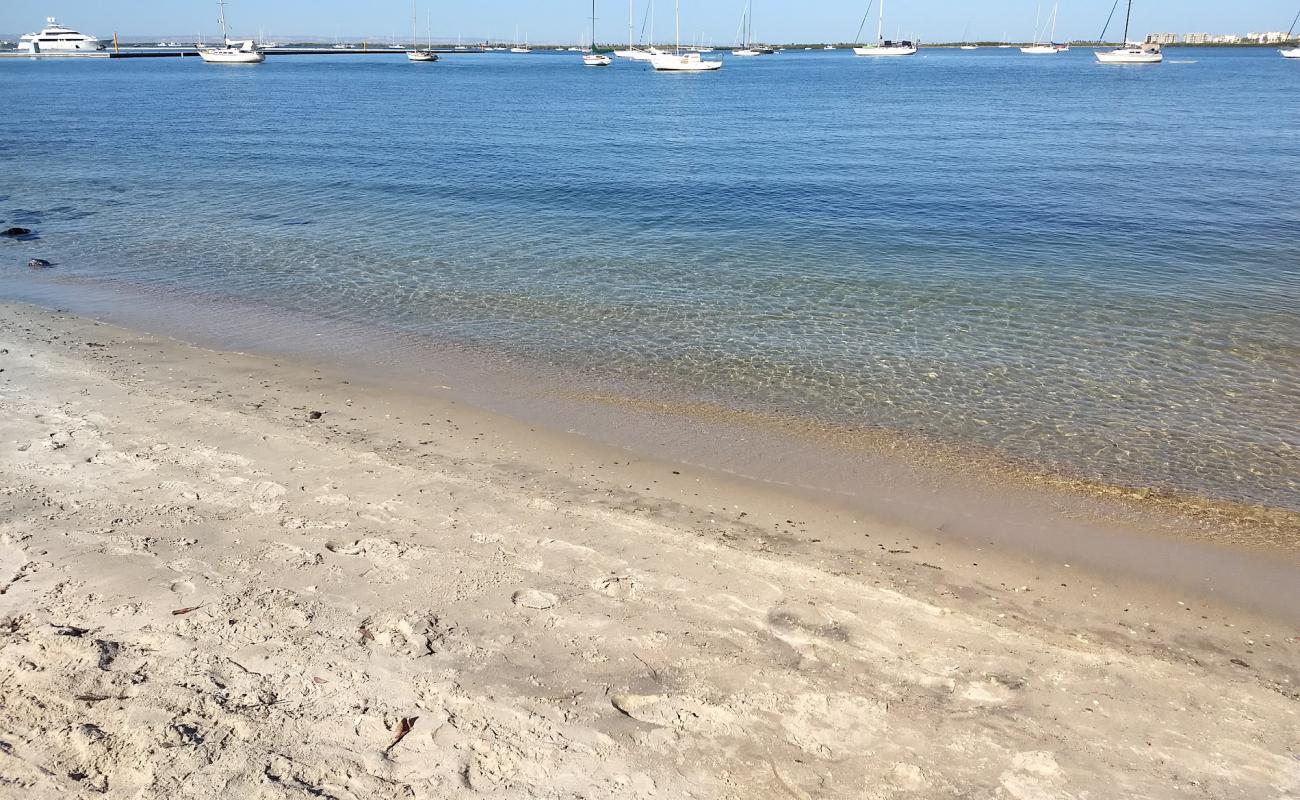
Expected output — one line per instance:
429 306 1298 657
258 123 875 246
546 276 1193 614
18 18 104 53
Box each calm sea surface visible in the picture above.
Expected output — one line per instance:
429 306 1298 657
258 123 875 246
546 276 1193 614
1 48 1297 511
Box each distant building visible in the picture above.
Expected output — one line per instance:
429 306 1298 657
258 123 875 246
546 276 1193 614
1247 31 1290 44
1145 33 1177 45
1185 33 1247 44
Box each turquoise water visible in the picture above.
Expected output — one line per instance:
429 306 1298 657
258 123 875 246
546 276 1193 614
1 48 1297 511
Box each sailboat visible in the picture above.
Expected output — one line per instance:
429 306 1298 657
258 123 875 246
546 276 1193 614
1279 9 1300 58
615 0 664 59
407 2 438 61
583 0 613 65
732 1 773 56
1094 0 1161 63
510 26 532 53
960 23 978 49
651 0 722 70
1021 2 1067 53
853 0 917 56
198 0 265 63
615 0 643 58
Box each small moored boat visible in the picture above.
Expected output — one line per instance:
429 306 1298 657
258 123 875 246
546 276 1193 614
198 1 265 64
1094 1 1161 64
651 0 722 70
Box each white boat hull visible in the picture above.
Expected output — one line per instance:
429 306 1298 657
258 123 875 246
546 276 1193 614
650 52 721 71
510 47 532 53
1020 45 1061 54
407 50 438 61
582 53 612 66
1095 47 1161 64
732 48 763 56
1280 47 1300 59
198 47 265 63
852 45 917 56
18 19 103 52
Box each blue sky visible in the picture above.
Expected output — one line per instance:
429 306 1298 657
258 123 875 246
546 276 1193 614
2 1 1296 43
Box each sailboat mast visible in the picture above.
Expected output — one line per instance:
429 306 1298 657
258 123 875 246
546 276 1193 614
411 0 417 49
629 0 633 48
675 0 680 54
592 0 597 51
217 0 228 44
1121 0 1132 45
878 0 885 43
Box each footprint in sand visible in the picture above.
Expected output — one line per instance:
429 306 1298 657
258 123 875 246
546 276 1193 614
511 589 558 610
998 751 1068 798
360 612 447 657
593 575 638 600
158 480 201 502
249 481 287 514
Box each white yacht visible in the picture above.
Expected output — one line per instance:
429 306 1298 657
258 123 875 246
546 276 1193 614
1278 11 1300 57
199 39 264 63
510 26 532 53
1095 43 1161 63
407 1 438 62
651 0 721 70
580 1 613 65
18 18 104 53
1021 2 1066 54
733 0 769 56
616 47 660 60
1094 1 1161 63
198 1 265 63
853 0 917 56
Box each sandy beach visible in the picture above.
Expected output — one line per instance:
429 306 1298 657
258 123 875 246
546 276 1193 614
0 300 1296 799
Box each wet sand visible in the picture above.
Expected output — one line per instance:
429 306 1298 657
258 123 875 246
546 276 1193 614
0 301 1297 798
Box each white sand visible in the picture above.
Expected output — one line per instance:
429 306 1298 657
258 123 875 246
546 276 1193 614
0 303 1296 799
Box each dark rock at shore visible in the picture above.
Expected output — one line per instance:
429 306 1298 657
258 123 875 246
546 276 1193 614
2 227 33 238
27 258 53 269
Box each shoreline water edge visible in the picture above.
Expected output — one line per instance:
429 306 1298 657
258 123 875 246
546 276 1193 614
2 274 1297 584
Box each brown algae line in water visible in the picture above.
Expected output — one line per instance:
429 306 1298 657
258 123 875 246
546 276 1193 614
549 389 1300 549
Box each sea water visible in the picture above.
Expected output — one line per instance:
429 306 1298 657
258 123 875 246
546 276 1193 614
1 48 1296 512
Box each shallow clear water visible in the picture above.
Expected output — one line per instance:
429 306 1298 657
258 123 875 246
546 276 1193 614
1 48 1297 510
